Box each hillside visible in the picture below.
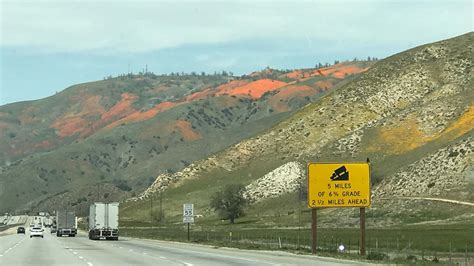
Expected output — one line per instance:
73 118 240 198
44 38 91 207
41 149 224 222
123 33 473 227
0 61 373 214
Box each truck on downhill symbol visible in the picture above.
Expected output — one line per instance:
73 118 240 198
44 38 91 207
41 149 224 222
330 166 349 181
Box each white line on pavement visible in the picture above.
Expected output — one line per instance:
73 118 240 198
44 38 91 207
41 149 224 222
153 244 278 266
87 263 93 266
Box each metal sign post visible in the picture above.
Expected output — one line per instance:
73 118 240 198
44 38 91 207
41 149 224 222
187 222 190 241
183 203 194 241
307 162 371 256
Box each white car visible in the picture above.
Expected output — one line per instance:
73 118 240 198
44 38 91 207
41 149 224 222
30 227 44 238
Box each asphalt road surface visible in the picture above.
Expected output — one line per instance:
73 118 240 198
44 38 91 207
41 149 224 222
0 227 366 265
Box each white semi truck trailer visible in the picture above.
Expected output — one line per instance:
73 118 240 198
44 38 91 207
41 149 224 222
88 202 119 240
56 211 77 237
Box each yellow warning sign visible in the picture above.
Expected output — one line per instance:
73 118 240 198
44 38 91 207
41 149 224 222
307 163 370 208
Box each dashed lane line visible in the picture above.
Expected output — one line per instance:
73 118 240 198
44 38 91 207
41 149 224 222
151 244 279 266
1 237 26 256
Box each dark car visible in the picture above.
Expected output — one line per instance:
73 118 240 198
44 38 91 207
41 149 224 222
17 227 26 234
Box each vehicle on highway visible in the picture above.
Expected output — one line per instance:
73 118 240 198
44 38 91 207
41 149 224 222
30 227 44 238
17 226 25 234
56 210 77 237
89 202 119 240
43 217 53 227
50 225 57 234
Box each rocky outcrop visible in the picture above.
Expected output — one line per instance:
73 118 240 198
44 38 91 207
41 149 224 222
374 137 473 198
244 162 304 203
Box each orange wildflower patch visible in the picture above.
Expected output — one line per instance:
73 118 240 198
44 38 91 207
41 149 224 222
285 70 303 79
101 93 138 121
313 64 368 79
51 94 106 137
215 80 251 95
217 79 287 99
367 106 473 155
440 106 474 139
185 88 214 102
105 101 179 129
269 85 317 112
173 120 202 141
52 116 89 138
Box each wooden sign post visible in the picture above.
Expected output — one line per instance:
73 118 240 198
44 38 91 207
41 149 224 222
307 162 371 255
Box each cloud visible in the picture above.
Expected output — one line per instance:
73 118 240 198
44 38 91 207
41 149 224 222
1 1 471 54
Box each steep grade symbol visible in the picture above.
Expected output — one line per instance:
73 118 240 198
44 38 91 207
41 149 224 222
330 166 349 181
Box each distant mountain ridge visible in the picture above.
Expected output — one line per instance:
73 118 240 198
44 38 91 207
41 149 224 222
0 61 373 214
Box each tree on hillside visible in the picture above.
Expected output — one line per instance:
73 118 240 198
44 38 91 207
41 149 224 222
210 184 247 224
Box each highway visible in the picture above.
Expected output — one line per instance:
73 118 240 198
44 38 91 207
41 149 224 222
0 222 365 265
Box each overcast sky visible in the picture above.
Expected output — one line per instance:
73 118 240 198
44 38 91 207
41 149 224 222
1 0 472 105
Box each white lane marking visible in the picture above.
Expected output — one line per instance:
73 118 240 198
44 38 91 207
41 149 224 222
184 263 193 266
159 256 166 259
87 263 93 266
0 254 3 257
79 256 83 259
143 252 147 255
129 249 133 252
73 251 78 255
119 246 123 249
153 244 278 266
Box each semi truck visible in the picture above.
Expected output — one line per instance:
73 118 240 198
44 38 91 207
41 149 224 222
88 202 119 240
56 211 77 237
43 217 53 227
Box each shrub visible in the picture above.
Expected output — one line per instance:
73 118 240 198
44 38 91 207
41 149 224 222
367 252 389 260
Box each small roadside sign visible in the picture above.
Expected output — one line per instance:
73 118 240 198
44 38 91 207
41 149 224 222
307 163 370 208
183 203 194 224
